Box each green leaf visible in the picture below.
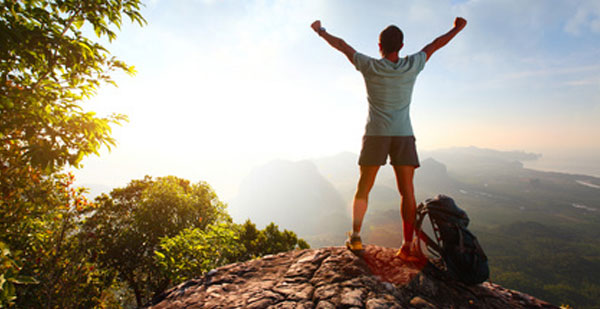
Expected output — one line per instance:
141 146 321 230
0 0 147 306
73 18 84 29
154 250 165 259
8 275 39 285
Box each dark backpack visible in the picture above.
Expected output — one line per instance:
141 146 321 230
413 194 489 285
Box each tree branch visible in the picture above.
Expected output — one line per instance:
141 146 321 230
31 6 82 90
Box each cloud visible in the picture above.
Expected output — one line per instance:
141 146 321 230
565 0 600 35
565 78 600 87
500 64 600 81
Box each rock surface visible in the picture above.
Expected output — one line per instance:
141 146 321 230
146 245 558 308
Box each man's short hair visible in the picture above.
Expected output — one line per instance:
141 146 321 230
379 25 404 55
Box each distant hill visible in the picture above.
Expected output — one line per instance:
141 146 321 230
231 146 600 243
421 146 541 170
229 160 349 245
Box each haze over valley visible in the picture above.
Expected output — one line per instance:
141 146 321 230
226 146 600 307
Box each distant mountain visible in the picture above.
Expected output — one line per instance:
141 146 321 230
420 146 541 171
229 160 349 244
233 146 600 243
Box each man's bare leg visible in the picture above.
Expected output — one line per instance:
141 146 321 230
393 165 417 256
352 165 380 234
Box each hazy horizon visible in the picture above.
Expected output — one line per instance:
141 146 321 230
75 145 600 208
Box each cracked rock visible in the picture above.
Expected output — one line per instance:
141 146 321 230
146 245 558 309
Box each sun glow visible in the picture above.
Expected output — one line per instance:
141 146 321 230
75 0 600 201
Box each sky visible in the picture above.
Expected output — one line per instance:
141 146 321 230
74 0 600 200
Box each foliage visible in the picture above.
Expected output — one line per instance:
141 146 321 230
236 219 266 261
83 176 231 307
476 222 600 309
0 0 145 173
0 0 145 306
155 220 310 285
85 176 310 306
155 223 240 284
0 1 313 307
246 221 310 257
0 241 38 307
3 173 115 308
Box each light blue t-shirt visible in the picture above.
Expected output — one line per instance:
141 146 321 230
353 51 427 136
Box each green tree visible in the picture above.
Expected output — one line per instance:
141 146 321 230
0 241 37 307
261 222 310 254
237 220 309 259
1 0 144 172
236 219 266 261
13 173 114 308
83 176 231 307
155 223 241 284
0 0 145 305
155 219 310 286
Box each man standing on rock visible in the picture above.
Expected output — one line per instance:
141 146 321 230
311 18 467 260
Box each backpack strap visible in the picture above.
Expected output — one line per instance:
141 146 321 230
429 214 443 250
416 229 442 257
413 207 442 258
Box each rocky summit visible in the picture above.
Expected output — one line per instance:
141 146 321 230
146 245 558 308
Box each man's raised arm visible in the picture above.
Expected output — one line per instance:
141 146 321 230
311 20 356 65
422 17 467 61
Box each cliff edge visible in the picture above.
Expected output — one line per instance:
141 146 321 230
147 245 558 308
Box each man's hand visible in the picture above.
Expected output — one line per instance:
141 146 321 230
421 17 467 61
311 20 356 65
311 20 322 34
454 17 467 31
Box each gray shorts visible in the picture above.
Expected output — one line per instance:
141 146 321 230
358 135 420 167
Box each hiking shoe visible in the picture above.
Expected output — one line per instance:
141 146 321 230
396 243 422 263
345 232 363 252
